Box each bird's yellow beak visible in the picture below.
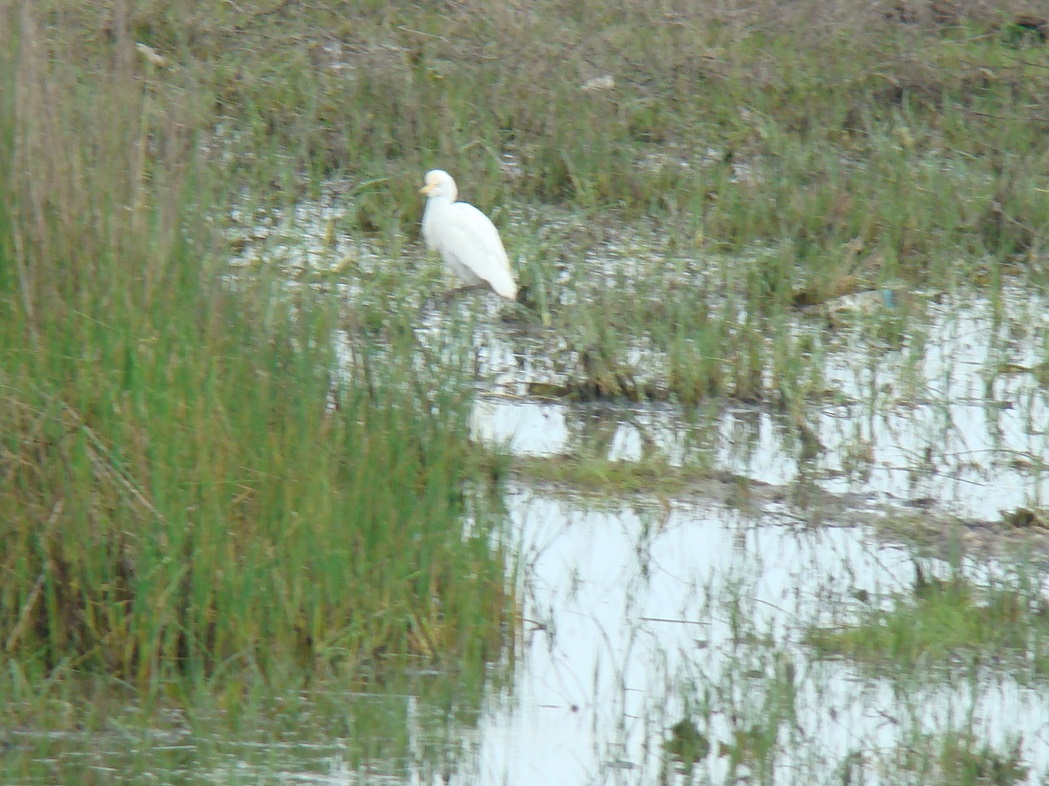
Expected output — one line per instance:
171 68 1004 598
420 183 435 195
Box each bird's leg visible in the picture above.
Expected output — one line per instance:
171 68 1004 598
419 284 489 314
441 283 489 302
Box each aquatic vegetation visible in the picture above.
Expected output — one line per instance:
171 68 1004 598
4 1 1049 784
807 560 1049 674
513 453 707 498
23 0 1045 410
0 6 511 688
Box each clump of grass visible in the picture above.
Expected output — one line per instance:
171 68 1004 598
663 647 801 782
0 8 511 687
806 561 1049 672
895 730 1029 786
514 454 704 498
32 0 1049 263
22 0 1049 423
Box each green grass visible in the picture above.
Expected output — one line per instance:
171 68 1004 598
807 562 1049 674
0 6 512 688
29 1 1049 249
18 0 1049 410
901 729 1029 786
5 3 1049 782
514 454 704 498
4 0 1049 698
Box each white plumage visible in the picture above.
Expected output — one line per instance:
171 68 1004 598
419 170 518 301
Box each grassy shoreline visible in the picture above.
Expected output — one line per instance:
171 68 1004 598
2 0 1048 700
4 3 1049 782
0 3 512 688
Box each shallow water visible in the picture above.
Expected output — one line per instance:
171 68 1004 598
22 199 1037 784
88 484 1039 784
473 287 1049 523
454 283 1049 783
233 182 1049 526
30 486 1033 786
465 485 1049 784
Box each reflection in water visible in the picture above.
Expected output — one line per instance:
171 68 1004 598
467 485 1049 785
472 290 1049 522
217 200 1049 782
458 287 1049 784
242 184 1049 519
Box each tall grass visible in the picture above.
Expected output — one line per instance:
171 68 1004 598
0 6 510 687
92 0 1048 267
18 0 1049 414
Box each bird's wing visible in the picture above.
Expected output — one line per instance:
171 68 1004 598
436 204 517 298
441 204 510 269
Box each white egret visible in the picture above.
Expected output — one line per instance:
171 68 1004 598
419 170 519 301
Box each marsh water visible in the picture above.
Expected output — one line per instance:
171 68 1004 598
253 200 1049 782
14 209 1049 783
459 285 1049 784
475 286 1049 522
